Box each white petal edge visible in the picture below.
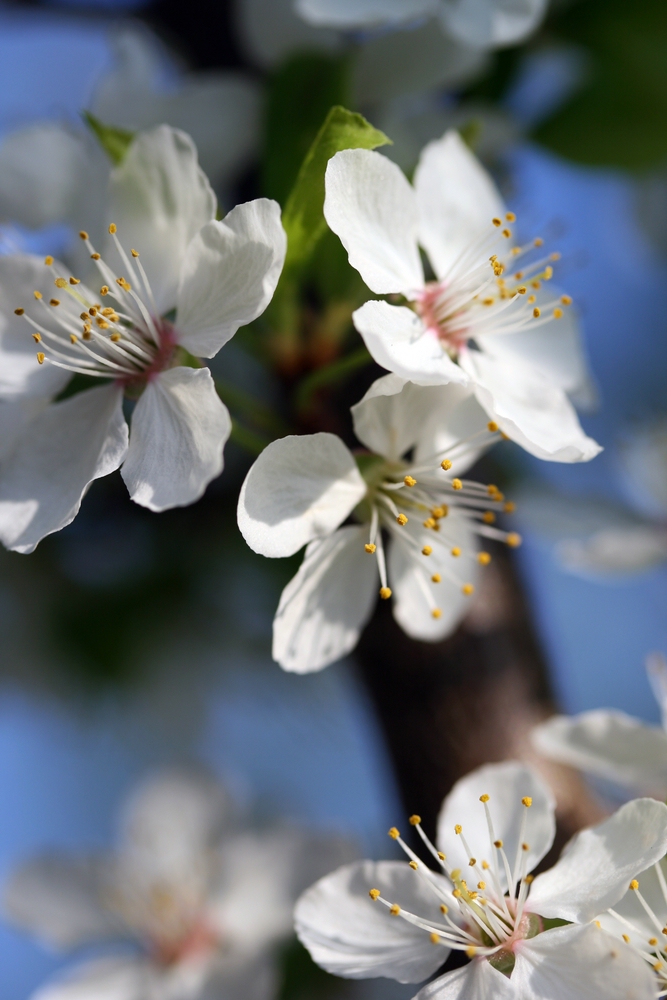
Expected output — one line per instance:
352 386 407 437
324 149 424 296
176 199 286 358
237 433 367 558
295 0 437 28
31 956 148 1000
529 798 667 923
438 0 548 50
0 384 127 554
272 525 378 673
413 958 516 1000
295 859 451 983
121 366 230 512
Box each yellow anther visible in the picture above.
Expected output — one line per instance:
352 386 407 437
52 281 65 291
431 573 441 583
525 874 534 884
396 513 408 526
506 533 522 548
100 285 109 296
482 511 496 524
503 501 516 514
116 277 131 292
409 861 418 870
379 587 392 600
506 212 516 222
482 297 494 306
91 252 101 261
561 295 572 306
466 946 477 958
108 223 117 234
89 307 98 316
388 827 400 839
477 881 486 890
451 547 461 557
494 839 503 848
487 484 498 495
594 921 601 928
422 546 432 556
82 327 91 340
34 290 43 299
533 307 541 318
404 475 417 487
522 843 530 851
365 543 376 554
409 815 421 826
438 852 446 862
69 277 80 285
468 857 476 866
431 609 442 620
522 797 533 808
44 255 53 266
502 228 511 238
432 506 447 519
110 333 121 342
36 352 45 364
441 458 452 471
630 880 639 890
544 265 554 280
662 928 667 936
482 860 489 870
49 298 60 307
390 905 400 916
452 478 462 490
430 932 439 944
649 938 658 946
423 517 436 529
69 334 77 344
487 422 499 432
553 307 563 319
79 230 89 240
14 308 24 316
469 891 478 900
454 824 462 835
100 307 114 316
96 319 110 330
514 271 524 280
622 934 630 943
369 888 380 900
452 889 462 898
131 249 140 257
478 552 491 566
109 314 120 323
462 583 474 596
31 333 41 343
479 794 490 803
528 294 536 304
492 217 502 227
439 904 448 915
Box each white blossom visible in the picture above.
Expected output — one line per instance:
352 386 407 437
295 760 667 1000
238 374 523 673
0 125 286 552
4 771 354 1000
295 0 549 51
323 131 600 464
533 653 667 799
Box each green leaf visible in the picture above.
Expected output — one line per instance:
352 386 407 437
534 0 667 170
262 53 351 207
282 105 390 273
83 111 135 166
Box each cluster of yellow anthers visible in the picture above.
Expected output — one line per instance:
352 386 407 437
488 212 571 320
600 874 667 982
13 226 167 382
360 420 521 618
367 795 537 961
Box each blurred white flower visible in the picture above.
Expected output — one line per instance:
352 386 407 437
324 130 600 464
0 27 261 238
295 0 548 51
0 125 286 552
533 653 667 799
4 770 355 1000
238 375 522 673
295 760 666 999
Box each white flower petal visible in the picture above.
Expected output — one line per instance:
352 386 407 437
436 761 556 892
529 798 667 923
438 0 548 49
295 859 451 982
119 770 228 881
32 957 148 1000
0 384 127 554
414 130 505 280
0 254 75 399
108 125 216 315
388 511 478 642
459 347 602 463
237 0 341 68
513 923 656 1000
3 854 118 950
237 433 366 558
273 525 378 673
557 526 667 576
353 301 469 386
597 859 667 943
413 958 515 1000
414 389 491 476
176 199 286 358
533 711 667 797
296 0 437 28
324 150 423 296
121 366 230 512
